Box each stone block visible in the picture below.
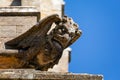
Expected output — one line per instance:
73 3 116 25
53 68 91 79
22 0 40 11
40 0 64 18
0 25 16 38
22 0 63 15
0 69 103 80
48 48 71 72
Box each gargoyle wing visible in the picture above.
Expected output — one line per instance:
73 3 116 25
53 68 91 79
5 14 61 50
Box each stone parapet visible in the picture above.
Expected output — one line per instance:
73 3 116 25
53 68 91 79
0 69 103 80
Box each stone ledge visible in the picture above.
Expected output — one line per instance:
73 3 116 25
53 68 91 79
0 7 40 22
0 6 38 12
0 69 103 80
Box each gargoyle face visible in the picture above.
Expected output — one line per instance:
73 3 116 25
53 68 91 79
36 16 82 70
52 16 82 48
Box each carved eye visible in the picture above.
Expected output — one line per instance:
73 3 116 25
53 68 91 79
62 28 65 32
57 28 66 34
58 29 62 34
60 28 66 34
56 25 68 34
62 27 68 33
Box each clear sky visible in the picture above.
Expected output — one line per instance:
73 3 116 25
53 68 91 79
65 0 120 80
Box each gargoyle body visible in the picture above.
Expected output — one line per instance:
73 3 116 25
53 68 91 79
0 14 82 71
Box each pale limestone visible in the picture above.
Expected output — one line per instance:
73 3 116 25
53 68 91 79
22 0 41 11
40 0 64 18
22 0 64 18
48 48 71 72
0 16 37 53
0 6 38 12
0 0 15 6
0 69 103 80
0 8 38 53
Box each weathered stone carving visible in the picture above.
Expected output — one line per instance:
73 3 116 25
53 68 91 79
0 14 82 71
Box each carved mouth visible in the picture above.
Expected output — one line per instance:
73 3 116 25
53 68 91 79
53 34 70 49
52 38 63 49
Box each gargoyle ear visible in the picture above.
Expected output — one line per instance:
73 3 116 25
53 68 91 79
55 21 61 25
62 15 67 23
55 15 68 25
55 17 62 25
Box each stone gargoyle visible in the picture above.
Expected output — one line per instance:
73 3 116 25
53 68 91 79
0 14 82 71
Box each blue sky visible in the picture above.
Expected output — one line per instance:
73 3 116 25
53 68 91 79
65 0 120 80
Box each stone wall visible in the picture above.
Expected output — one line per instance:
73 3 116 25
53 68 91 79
22 0 40 11
39 0 64 18
21 0 65 18
0 16 36 53
0 7 40 53
48 48 70 72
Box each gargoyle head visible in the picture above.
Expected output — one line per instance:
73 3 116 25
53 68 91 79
36 16 82 70
51 16 82 48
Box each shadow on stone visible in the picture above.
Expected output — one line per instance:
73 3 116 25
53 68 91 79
10 0 21 6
